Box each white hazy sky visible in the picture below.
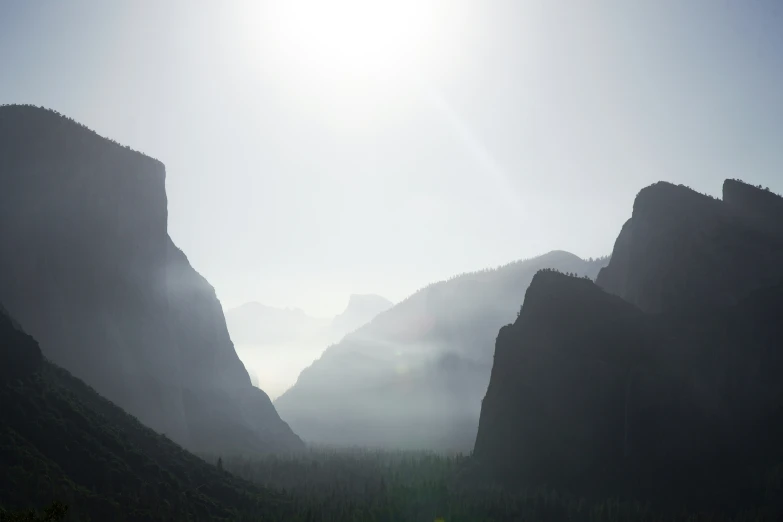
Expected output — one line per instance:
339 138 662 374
2 0 782 316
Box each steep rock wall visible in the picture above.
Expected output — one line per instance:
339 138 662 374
0 105 302 454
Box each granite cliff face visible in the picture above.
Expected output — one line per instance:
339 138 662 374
474 180 783 508
0 105 302 454
276 251 609 450
596 180 783 313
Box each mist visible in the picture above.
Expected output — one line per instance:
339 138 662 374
3 1 781 319
226 294 393 398
3 1 783 520
274 252 609 450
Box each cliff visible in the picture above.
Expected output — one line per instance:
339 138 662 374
596 180 783 313
0 105 302 454
474 180 783 509
275 251 609 450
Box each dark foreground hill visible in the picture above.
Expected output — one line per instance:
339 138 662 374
0 104 302 456
474 180 783 512
276 251 609 450
0 308 299 522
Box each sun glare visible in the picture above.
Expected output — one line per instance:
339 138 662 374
265 0 437 85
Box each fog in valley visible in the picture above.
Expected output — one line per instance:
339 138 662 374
227 294 393 398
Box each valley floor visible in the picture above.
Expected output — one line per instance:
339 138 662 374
207 449 782 522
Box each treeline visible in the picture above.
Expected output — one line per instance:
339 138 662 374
0 104 160 163
0 502 67 522
396 253 610 308
728 178 781 197
210 449 780 522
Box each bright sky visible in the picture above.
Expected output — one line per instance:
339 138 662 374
2 1 782 316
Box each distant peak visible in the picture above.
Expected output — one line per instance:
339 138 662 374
536 250 581 262
346 294 393 307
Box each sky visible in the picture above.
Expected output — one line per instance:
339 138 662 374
1 0 782 317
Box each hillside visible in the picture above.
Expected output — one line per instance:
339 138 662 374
474 180 783 510
0 105 302 455
275 251 609 450
0 308 299 521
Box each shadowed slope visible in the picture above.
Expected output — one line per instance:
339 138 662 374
475 180 783 510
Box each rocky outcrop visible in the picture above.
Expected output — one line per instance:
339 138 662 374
476 270 783 507
596 180 783 313
0 105 302 454
475 272 650 490
475 180 783 508
275 251 609 450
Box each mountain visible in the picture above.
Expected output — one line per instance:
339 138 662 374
225 297 391 399
329 294 394 342
0 307 297 521
0 105 302 455
225 303 329 347
597 180 783 314
474 180 783 510
275 252 609 450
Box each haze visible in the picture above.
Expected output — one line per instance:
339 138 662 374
2 1 781 317
4 1 783 518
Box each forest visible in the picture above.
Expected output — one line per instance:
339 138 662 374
4 449 782 522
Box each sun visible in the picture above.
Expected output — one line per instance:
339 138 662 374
262 0 437 85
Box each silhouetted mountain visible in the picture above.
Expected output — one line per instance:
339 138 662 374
275 252 609 450
596 180 783 313
474 180 783 511
0 307 297 521
329 294 394 342
0 105 302 455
